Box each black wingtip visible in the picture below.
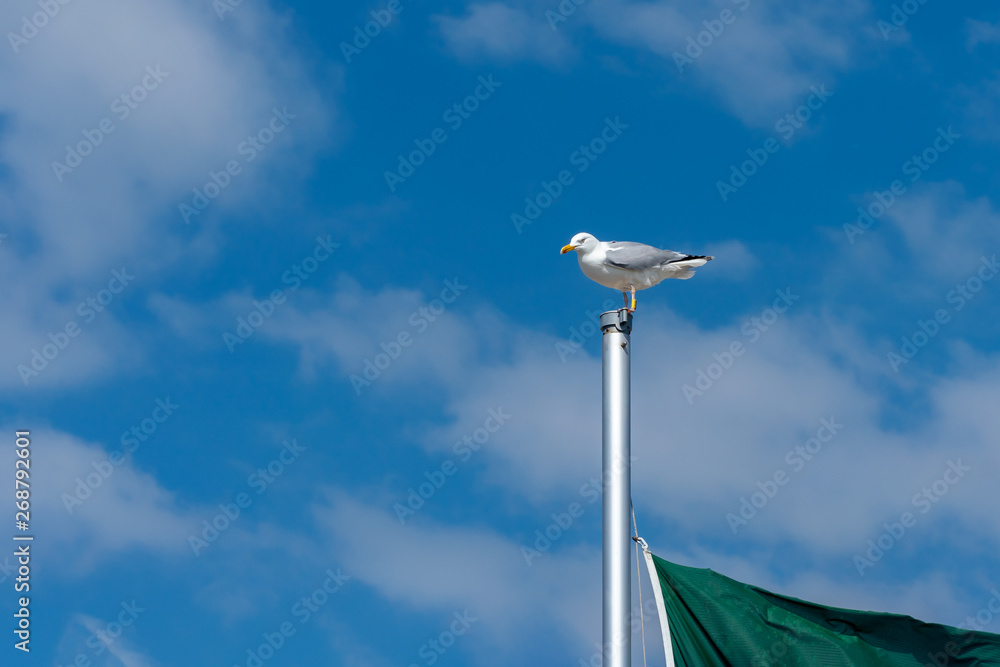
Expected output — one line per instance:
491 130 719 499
668 254 714 263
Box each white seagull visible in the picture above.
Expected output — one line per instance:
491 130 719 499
561 232 713 311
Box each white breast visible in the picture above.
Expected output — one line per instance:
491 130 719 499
578 251 633 290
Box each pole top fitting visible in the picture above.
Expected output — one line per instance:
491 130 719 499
600 309 633 335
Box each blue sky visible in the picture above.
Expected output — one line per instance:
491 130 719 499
2 0 1000 664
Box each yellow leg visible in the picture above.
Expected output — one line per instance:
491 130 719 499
629 285 636 312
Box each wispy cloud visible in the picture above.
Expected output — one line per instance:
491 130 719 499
435 3 574 65
966 18 1000 50
587 0 872 125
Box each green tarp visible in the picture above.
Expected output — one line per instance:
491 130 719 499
647 551 1000 666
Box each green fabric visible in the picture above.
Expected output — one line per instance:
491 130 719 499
650 553 1000 666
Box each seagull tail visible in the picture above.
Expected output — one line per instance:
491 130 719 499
666 255 713 279
669 254 713 265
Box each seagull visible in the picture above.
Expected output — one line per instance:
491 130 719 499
561 232 713 312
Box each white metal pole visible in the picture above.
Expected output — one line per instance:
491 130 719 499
601 308 632 667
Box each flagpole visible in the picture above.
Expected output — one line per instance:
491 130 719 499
601 308 632 667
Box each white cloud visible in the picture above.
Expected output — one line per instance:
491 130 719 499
424 304 1000 566
433 0 873 126
883 182 1000 282
313 490 613 657
435 3 574 66
586 0 870 125
55 612 156 667
0 0 337 389
959 75 1000 143
834 181 1000 312
699 239 759 279
966 18 1000 51
1 427 195 572
10 422 337 632
264 276 481 388
76 613 155 667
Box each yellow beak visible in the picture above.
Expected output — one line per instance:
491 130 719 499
560 244 577 254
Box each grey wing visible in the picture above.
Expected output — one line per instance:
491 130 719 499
604 242 688 270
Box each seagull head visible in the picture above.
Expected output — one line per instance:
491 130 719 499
560 232 598 255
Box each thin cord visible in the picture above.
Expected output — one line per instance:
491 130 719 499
632 500 648 667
